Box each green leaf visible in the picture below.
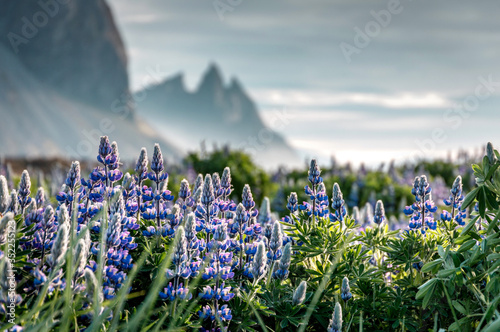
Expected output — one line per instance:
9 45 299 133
457 240 476 253
462 187 480 209
452 300 467 315
421 259 443 273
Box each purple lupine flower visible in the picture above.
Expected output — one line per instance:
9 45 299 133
308 159 322 185
135 147 148 182
65 161 81 191
242 184 255 211
201 174 215 206
268 221 283 261
107 214 122 248
151 143 164 174
286 192 298 213
220 167 232 196
18 170 32 212
373 200 385 225
330 183 347 223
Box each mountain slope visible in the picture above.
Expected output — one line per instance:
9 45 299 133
0 0 130 116
0 42 180 160
136 64 300 168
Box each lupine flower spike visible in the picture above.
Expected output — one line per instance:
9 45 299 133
293 280 307 306
340 276 352 301
327 302 343 332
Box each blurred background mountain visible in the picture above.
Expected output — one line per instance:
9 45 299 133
0 0 299 168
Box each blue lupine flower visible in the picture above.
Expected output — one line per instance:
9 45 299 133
151 143 164 174
135 147 148 182
268 221 283 261
308 159 322 185
220 167 232 196
65 161 81 190
242 184 256 212
274 242 291 280
18 170 32 211
98 136 112 161
340 276 352 301
373 200 385 225
287 192 298 213
201 174 215 206
0 176 9 214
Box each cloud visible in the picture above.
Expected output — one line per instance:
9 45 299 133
254 90 451 109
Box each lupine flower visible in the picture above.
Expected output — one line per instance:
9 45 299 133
486 142 497 165
443 175 466 224
84 268 103 304
286 192 298 213
151 144 164 174
107 214 122 248
268 221 283 261
66 161 81 190
193 174 204 195
172 226 187 274
201 175 215 206
340 276 352 301
18 170 32 211
98 136 112 161
73 238 89 279
251 242 267 280
274 242 291 280
293 280 307 305
178 179 191 201
308 159 322 185
258 197 272 225
35 187 45 208
327 302 343 332
242 184 256 212
330 183 347 222
220 167 232 196
7 190 19 214
47 225 69 269
135 147 148 181
0 175 9 214
374 200 385 225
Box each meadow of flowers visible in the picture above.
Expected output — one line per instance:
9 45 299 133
1 137 500 332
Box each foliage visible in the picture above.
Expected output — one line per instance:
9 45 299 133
0 138 499 332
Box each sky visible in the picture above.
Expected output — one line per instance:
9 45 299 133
107 0 500 166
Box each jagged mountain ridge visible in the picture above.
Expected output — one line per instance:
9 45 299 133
136 64 300 167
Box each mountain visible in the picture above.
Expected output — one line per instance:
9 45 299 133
0 0 130 116
136 64 300 168
0 0 180 161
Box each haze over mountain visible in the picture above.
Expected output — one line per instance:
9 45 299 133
135 64 300 168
